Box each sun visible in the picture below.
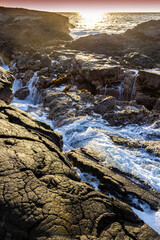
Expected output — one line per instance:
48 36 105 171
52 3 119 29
79 10 105 28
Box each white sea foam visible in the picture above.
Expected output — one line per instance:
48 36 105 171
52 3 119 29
77 169 100 190
132 205 160 234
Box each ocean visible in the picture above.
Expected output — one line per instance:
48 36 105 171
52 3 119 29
61 12 160 39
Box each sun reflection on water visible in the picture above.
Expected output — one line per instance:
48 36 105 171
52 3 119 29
79 10 105 28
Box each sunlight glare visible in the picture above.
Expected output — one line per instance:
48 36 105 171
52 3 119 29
79 10 105 28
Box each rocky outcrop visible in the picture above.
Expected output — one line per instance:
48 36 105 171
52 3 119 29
0 67 14 104
0 6 72 62
71 55 125 96
136 70 160 110
70 20 160 69
0 101 160 239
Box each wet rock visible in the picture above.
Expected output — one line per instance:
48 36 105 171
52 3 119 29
155 98 160 112
41 55 51 68
72 57 125 95
102 101 159 126
67 147 160 211
35 76 53 91
136 92 157 110
0 66 14 104
14 86 30 100
94 96 116 115
1 102 159 239
44 92 75 123
22 70 34 85
122 52 155 68
136 70 160 110
110 135 160 156
37 67 49 76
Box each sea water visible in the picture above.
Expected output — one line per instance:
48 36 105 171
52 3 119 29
61 12 160 39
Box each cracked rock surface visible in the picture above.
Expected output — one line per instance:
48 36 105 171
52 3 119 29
0 101 160 239
0 67 14 104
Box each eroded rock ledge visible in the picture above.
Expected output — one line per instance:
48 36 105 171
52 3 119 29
0 101 160 239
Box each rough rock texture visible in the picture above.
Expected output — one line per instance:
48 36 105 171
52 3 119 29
136 70 160 110
70 20 160 69
0 67 14 104
67 148 160 211
94 100 159 126
14 86 30 100
72 57 125 95
0 6 72 62
43 90 94 126
0 101 160 239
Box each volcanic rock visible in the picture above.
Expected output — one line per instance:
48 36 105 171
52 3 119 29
14 86 30 100
67 147 160 211
0 6 72 49
0 67 14 104
136 70 160 110
0 101 160 239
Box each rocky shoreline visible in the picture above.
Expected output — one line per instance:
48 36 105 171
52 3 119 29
0 7 160 239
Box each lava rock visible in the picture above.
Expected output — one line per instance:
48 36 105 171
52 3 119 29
0 66 14 104
0 101 160 239
14 86 30 100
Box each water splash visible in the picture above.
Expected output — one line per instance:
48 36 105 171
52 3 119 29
117 82 123 100
0 56 10 70
131 70 138 100
26 72 42 105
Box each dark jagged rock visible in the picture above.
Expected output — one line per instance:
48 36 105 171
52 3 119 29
0 67 14 104
136 70 160 110
70 20 160 69
0 101 160 239
94 100 159 126
14 86 30 100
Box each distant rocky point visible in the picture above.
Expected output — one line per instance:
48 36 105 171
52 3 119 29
0 6 72 62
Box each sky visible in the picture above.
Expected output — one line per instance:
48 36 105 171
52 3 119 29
0 0 160 12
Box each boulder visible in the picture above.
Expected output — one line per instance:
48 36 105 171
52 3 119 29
0 101 159 239
14 86 30 100
122 52 155 68
136 70 160 96
70 33 125 54
0 66 14 104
